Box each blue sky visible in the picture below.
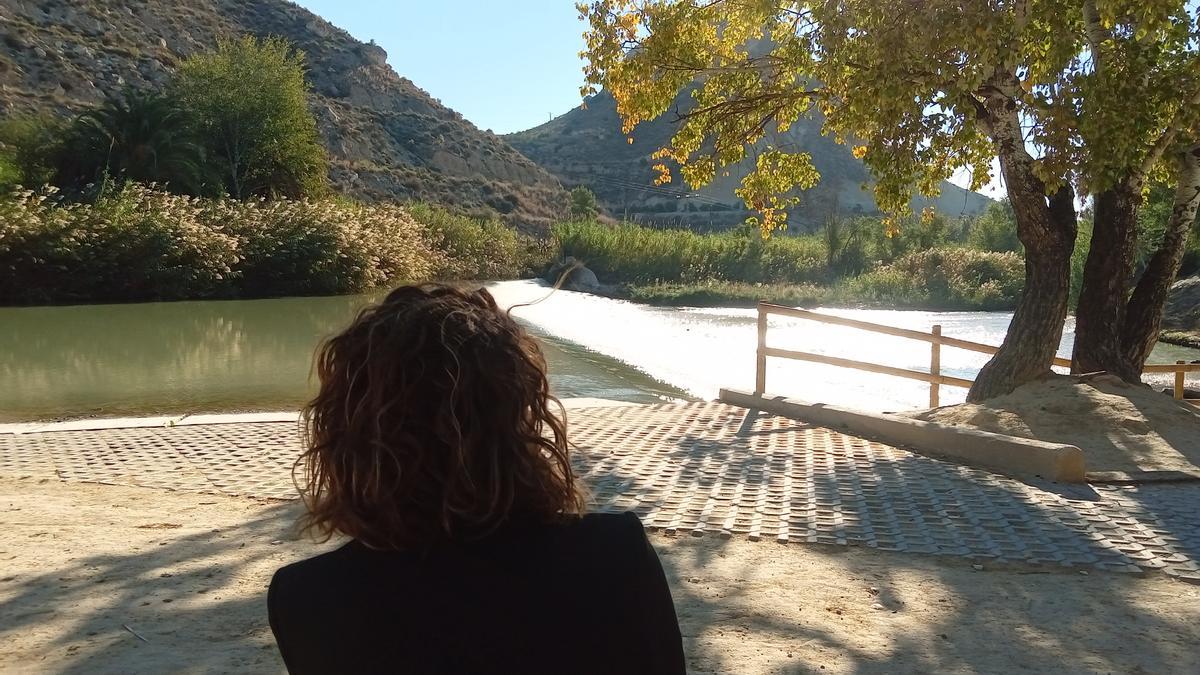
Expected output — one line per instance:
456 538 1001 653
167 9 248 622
294 0 588 135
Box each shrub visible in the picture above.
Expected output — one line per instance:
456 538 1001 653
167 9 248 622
1070 218 1092 305
221 199 437 296
0 152 18 190
407 203 527 280
173 36 329 199
626 280 832 307
551 220 827 284
849 248 1024 310
0 185 238 304
569 186 600 219
56 89 210 196
967 201 1022 253
0 114 64 190
0 185 444 304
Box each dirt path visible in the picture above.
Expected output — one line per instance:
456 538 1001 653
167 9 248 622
1 476 1196 674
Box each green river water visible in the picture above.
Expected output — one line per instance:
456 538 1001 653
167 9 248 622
3 280 1197 422
0 291 683 422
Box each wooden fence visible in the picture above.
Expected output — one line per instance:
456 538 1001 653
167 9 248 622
754 302 1200 407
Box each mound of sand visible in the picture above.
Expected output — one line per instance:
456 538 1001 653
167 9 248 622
906 374 1200 476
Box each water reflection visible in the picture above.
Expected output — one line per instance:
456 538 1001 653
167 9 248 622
0 292 682 422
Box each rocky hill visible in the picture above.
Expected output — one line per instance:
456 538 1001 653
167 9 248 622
507 91 993 231
1163 276 1200 342
0 0 567 230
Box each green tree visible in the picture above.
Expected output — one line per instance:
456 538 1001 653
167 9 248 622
56 90 208 195
173 36 328 199
968 201 1023 254
1137 182 1200 277
0 154 16 189
580 0 1200 399
0 114 63 189
569 185 600 219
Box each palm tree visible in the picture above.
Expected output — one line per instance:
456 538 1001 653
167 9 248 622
58 90 209 195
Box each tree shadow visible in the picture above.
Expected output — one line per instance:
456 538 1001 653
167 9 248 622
1122 388 1200 473
3 400 1197 674
577 406 1200 674
652 532 1198 674
0 495 311 673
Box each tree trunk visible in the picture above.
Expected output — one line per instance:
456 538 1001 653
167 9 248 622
1071 181 1141 379
967 82 1077 402
969 186 1076 401
1120 145 1200 370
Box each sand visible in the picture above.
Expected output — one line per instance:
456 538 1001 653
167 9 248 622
907 374 1200 476
1 476 1197 674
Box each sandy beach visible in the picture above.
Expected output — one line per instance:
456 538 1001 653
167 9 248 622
1 476 1197 674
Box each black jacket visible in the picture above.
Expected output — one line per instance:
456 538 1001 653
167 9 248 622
268 512 686 674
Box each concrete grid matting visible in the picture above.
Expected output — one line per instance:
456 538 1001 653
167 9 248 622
2 401 1197 583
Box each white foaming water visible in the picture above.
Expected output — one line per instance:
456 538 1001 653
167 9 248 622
489 279 1197 412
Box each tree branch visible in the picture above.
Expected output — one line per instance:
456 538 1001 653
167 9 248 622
1081 0 1107 72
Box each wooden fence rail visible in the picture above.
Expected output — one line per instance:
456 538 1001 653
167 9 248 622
754 302 1200 407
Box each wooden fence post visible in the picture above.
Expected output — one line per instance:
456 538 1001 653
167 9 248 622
755 305 768 395
1176 361 1186 401
929 324 942 408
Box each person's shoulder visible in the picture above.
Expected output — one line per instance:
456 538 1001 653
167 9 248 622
269 540 360 602
576 511 646 537
566 511 650 557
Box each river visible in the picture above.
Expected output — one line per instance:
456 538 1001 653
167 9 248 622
2 279 1197 421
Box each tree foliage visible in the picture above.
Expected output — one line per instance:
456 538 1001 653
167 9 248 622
969 201 1023 254
173 36 328 199
579 0 1200 397
569 185 600 219
1137 181 1200 274
580 1 1197 232
56 90 209 194
0 114 63 189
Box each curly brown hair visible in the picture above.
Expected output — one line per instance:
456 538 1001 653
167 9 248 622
297 283 586 550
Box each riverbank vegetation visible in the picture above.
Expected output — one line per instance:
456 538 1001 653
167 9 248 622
556 209 1029 310
554 190 1198 311
4 178 1195 311
0 185 539 304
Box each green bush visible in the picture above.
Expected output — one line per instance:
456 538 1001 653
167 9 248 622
569 186 600 219
1070 217 1092 305
0 152 19 191
626 280 832 307
407 202 526 280
0 185 441 304
552 220 826 284
56 90 210 196
173 36 329 199
849 248 1024 310
0 114 63 190
221 199 437 296
0 185 238 304
967 201 1022 253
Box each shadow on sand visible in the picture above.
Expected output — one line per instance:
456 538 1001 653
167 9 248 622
2 402 1198 673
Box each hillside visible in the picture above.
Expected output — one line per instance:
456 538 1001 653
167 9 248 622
507 91 993 231
0 0 567 230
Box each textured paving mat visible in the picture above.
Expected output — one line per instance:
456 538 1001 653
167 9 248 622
3 402 1198 582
